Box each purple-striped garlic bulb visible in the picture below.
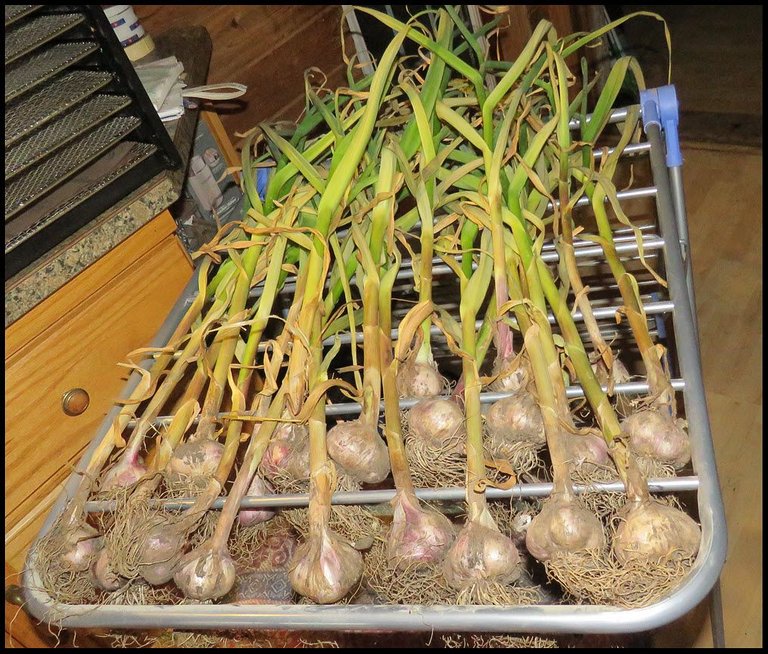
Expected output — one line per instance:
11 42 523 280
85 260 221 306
260 422 310 481
386 491 455 570
237 474 276 527
99 456 148 492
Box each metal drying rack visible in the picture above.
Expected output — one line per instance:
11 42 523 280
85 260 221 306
21 92 727 642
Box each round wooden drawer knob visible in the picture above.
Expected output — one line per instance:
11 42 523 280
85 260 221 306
62 388 90 416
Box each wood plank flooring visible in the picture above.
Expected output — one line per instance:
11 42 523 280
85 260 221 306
651 147 762 648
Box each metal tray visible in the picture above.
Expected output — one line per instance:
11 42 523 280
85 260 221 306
21 104 727 636
4 69 114 148
4 12 84 65
4 140 157 254
5 40 99 102
5 93 132 180
4 5 43 27
5 115 141 221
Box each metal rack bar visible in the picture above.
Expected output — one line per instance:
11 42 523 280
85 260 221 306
668 164 701 342
128 378 686 429
250 232 665 301
646 124 728 647
568 106 630 129
370 186 658 239
325 300 674 348
84 476 701 513
393 235 664 283
323 379 686 415
709 579 726 648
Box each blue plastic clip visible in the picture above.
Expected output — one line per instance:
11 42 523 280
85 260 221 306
639 85 683 168
256 167 272 201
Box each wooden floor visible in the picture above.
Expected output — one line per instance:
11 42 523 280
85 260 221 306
613 6 763 648
649 148 763 649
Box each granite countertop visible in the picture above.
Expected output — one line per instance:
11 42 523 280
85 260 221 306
5 26 212 327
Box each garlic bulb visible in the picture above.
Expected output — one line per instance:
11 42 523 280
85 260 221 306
166 439 224 484
489 353 531 393
442 509 521 589
237 475 276 527
288 526 363 604
397 359 443 398
174 541 236 601
386 491 455 570
326 420 390 484
137 521 186 585
100 457 148 491
408 398 465 449
613 498 700 565
91 547 127 591
622 409 691 469
485 391 545 446
564 432 610 474
260 422 310 480
525 494 605 561
60 523 102 572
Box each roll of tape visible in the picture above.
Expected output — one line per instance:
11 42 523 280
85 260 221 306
124 33 155 61
104 5 146 48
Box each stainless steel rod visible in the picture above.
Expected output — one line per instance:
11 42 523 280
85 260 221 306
569 105 631 129
645 123 727 599
559 184 656 211
593 141 651 160
84 476 700 513
669 164 701 342
328 300 674 347
374 186 660 243
322 378 685 415
251 231 664 300
392 235 664 283
130 378 686 428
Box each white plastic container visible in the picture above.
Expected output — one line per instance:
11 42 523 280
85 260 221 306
103 5 154 60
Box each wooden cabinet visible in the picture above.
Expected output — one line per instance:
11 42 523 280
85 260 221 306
5 210 193 580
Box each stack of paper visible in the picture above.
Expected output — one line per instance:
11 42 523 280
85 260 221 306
134 56 186 122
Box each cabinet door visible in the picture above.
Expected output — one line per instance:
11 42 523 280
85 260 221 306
5 223 193 573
